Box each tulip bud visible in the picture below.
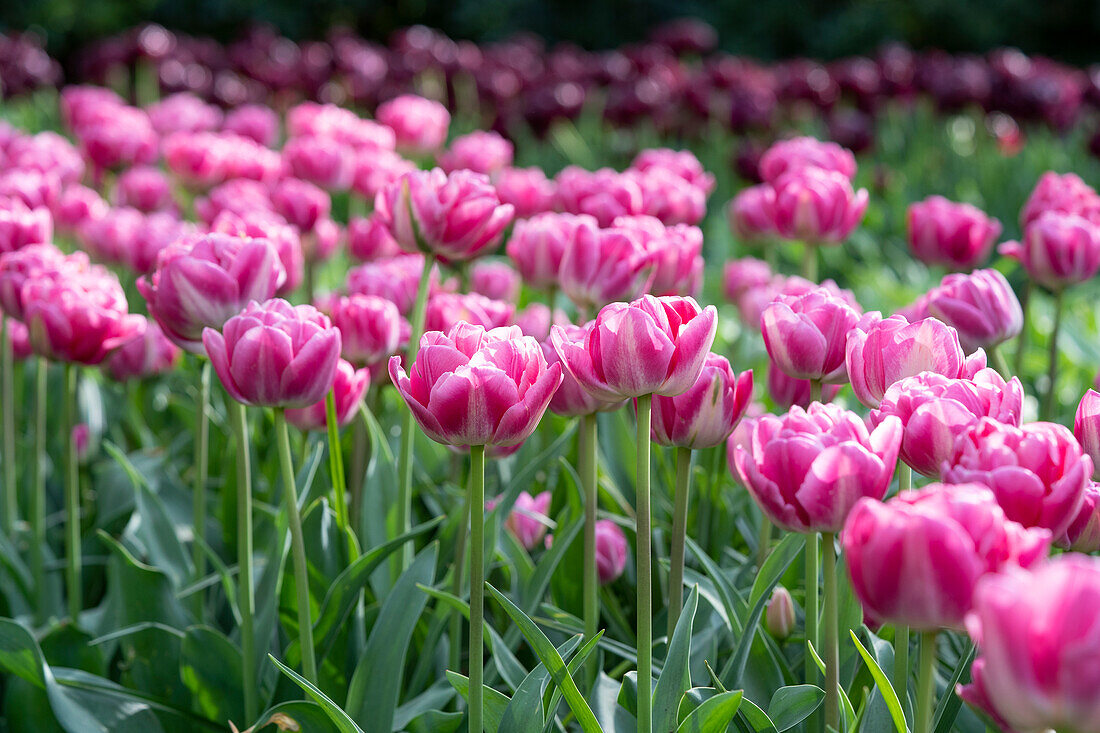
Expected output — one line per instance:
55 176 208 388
376 94 450 155
765 587 796 640
72 423 91 464
505 491 552 550
595 519 628 584
284 359 371 432
727 185 776 240
758 136 857 184
761 286 864 384
1076 389 1100 479
1000 211 1100 291
438 130 513 175
769 167 868 244
906 196 1001 271
493 166 557 219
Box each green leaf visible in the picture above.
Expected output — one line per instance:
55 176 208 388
346 543 438 732
250 701 342 733
540 631 604 733
767 685 824 732
269 654 364 733
445 670 511 733
484 582 603 733
500 636 584 733
94 531 190 632
180 626 244 724
736 696 778 733
849 629 908 733
676 690 743 733
592 672 636 731
653 586 700 733
932 641 975 733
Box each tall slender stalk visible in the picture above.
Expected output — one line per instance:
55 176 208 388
916 632 938 733
192 360 211 618
1013 280 1031 376
397 255 436 572
636 395 653 733
802 242 818 282
581 414 599 667
449 488 470 675
667 447 691 638
31 357 47 625
756 516 773 568
63 364 81 621
1 318 15 536
804 532 819 686
324 390 350 546
274 408 317 683
822 533 840 731
229 402 257 722
988 344 1011 379
895 463 912 709
1041 289 1064 421
468 445 486 733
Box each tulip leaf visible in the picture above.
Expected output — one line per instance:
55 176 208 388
932 641 975 733
249 701 341 733
676 690 743 733
767 685 824 732
445 670 511 733
849 629 908 733
500 635 584 733
540 631 603 732
268 654 364 733
653 585 700 732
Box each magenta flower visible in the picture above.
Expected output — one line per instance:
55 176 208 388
766 364 841 409
493 166 558 219
210 211 304 296
843 483 1051 631
595 519 628 584
631 148 715 195
284 359 371 432
632 168 707 226
944 418 1091 536
761 286 865 384
0 243 71 320
960 556 1100 733
114 166 175 213
6 132 85 185
138 232 286 352
438 130 513 175
388 322 562 448
555 166 645 227
271 178 331 234
1019 170 1100 229
425 292 514 334
202 299 342 409
651 353 753 449
347 254 436 316
147 92 223 136
506 212 596 291
557 223 653 312
0 197 52 254
105 317 181 382
0 170 60 211
722 257 773 304
1062 482 1100 552
907 196 1002 270
769 167 868 244
326 294 405 368
281 135 355 191
347 214 402 262
163 131 231 189
542 323 626 417
1000 210 1100 291
731 402 902 533
872 368 1024 477
758 136 857 183
907 269 1023 353
551 294 717 401
470 261 521 302
3 318 30 361
377 168 515 262
222 104 280 147
727 185 776 240
505 491 552 550
1075 389 1100 479
194 179 276 226
613 215 703 297
351 149 417 201
52 184 108 234
77 106 158 174
376 94 450 155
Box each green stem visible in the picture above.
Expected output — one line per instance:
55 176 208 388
229 402 257 722
324 390 350 550
894 625 910 713
63 364 80 622
810 379 822 404
32 357 47 625
304 255 316 307
274 409 317 683
1041 289 1064 421
397 254 436 572
449 487 470 677
802 242 818 282
988 344 1011 379
1 318 15 536
636 395 653 733
804 532 819 687
822 533 840 731
468 445 486 733
916 632 938 733
667 447 692 639
1013 280 1031 376
899 462 912 493
581 414 599 673
193 360 211 618
756 516 773 568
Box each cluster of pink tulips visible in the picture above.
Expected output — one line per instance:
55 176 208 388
5 72 1100 733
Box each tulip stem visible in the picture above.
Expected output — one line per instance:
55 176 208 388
916 631 937 733
324 389 350 552
636 394 653 733
274 408 317 683
822 532 840 731
802 242 818 282
32 357 47 625
192 360 211 618
810 379 822 404
229 401 257 722
756 516 773 568
397 254 436 573
581 413 600 688
804 532 819 688
988 344 1011 379
449 487 470 677
1041 289 1064 421
469 444 486 733
63 364 81 622
1013 280 1031 376
1 317 15 537
668 447 692 639
894 625 909 711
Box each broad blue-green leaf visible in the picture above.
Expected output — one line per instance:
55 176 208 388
850 630 908 733
180 626 244 724
446 670 511 733
249 701 339 733
593 672 635 731
269 654 364 733
933 641 975 733
500 636 583 733
676 690 743 733
653 586 700 732
540 631 603 732
767 685 824 732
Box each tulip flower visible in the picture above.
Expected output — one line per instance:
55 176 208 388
506 212 596 293
0 243 71 321
766 587 796 640
761 286 865 385
769 167 868 245
284 359 370 432
758 136 857 183
281 135 355 191
1076 389 1100 479
52 184 108 234
943 418 1091 536
906 196 1001 271
1000 210 1100 292
376 94 451 155
209 211 303 297
352 149 418 201
346 254 434 316
722 257 773 305
438 130 513 175
1061 481 1100 552
557 221 654 313
960 556 1100 733
614 215 704 297
326 294 405 368
906 269 1023 356
505 491 552 550
0 197 52 254
555 166 645 226
469 260 521 302
114 166 175 213
347 214 403 262
222 104 280 147
766 363 841 409
594 519 628 584
632 167 707 226
542 324 626 418
493 166 557 219
631 148 715 195
271 178 331 234
1019 170 1100 229
727 184 776 240
424 291 514 334
105 317 181 382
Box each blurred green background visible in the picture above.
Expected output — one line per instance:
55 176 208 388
5 0 1100 65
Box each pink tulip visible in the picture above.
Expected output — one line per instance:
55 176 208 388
765 587 796 640
651 354 753 449
731 402 902 533
493 167 557 219
873 368 1024 477
163 131 230 189
347 214 402 262
613 215 703 297
907 196 1002 270
944 418 1091 536
376 94 450 155
1000 211 1100 291
78 206 144 267
138 232 286 353
351 149 417 201
284 358 371 432
52 184 108 234
389 322 562 447
281 135 355 191
1061 482 1100 552
722 257 773 304
222 104 280 147
505 491 552 550
271 178 331 234
557 223 653 312
542 323 626 417
1075 389 1100 479
147 93 223 136
727 185 776 240
424 291 514 334
766 364 841 409
23 265 143 365
843 483 1051 631
347 254 435 316
515 304 570 343
761 286 865 384
595 519 628 584
203 299 342 409
114 166 175 213
210 211 303 296
3 318 31 361
630 148 715 195
632 168 707 226
194 179 276 226
759 136 857 184
5 132 84 185
906 269 1023 353
555 166 645 227
0 243 71 321
301 218 341 264
326 294 405 368
221 137 283 184
0 170 60 212
505 212 595 291
1019 170 1100 229
287 103 395 151
959 555 1100 733
846 314 981 408
377 168 515 262
769 167 868 244
551 294 717 401
468 261 520 302
105 317 181 381
438 130 513 175
78 107 159 174
0 198 52 254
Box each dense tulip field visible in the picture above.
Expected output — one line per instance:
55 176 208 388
6 19 1100 733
